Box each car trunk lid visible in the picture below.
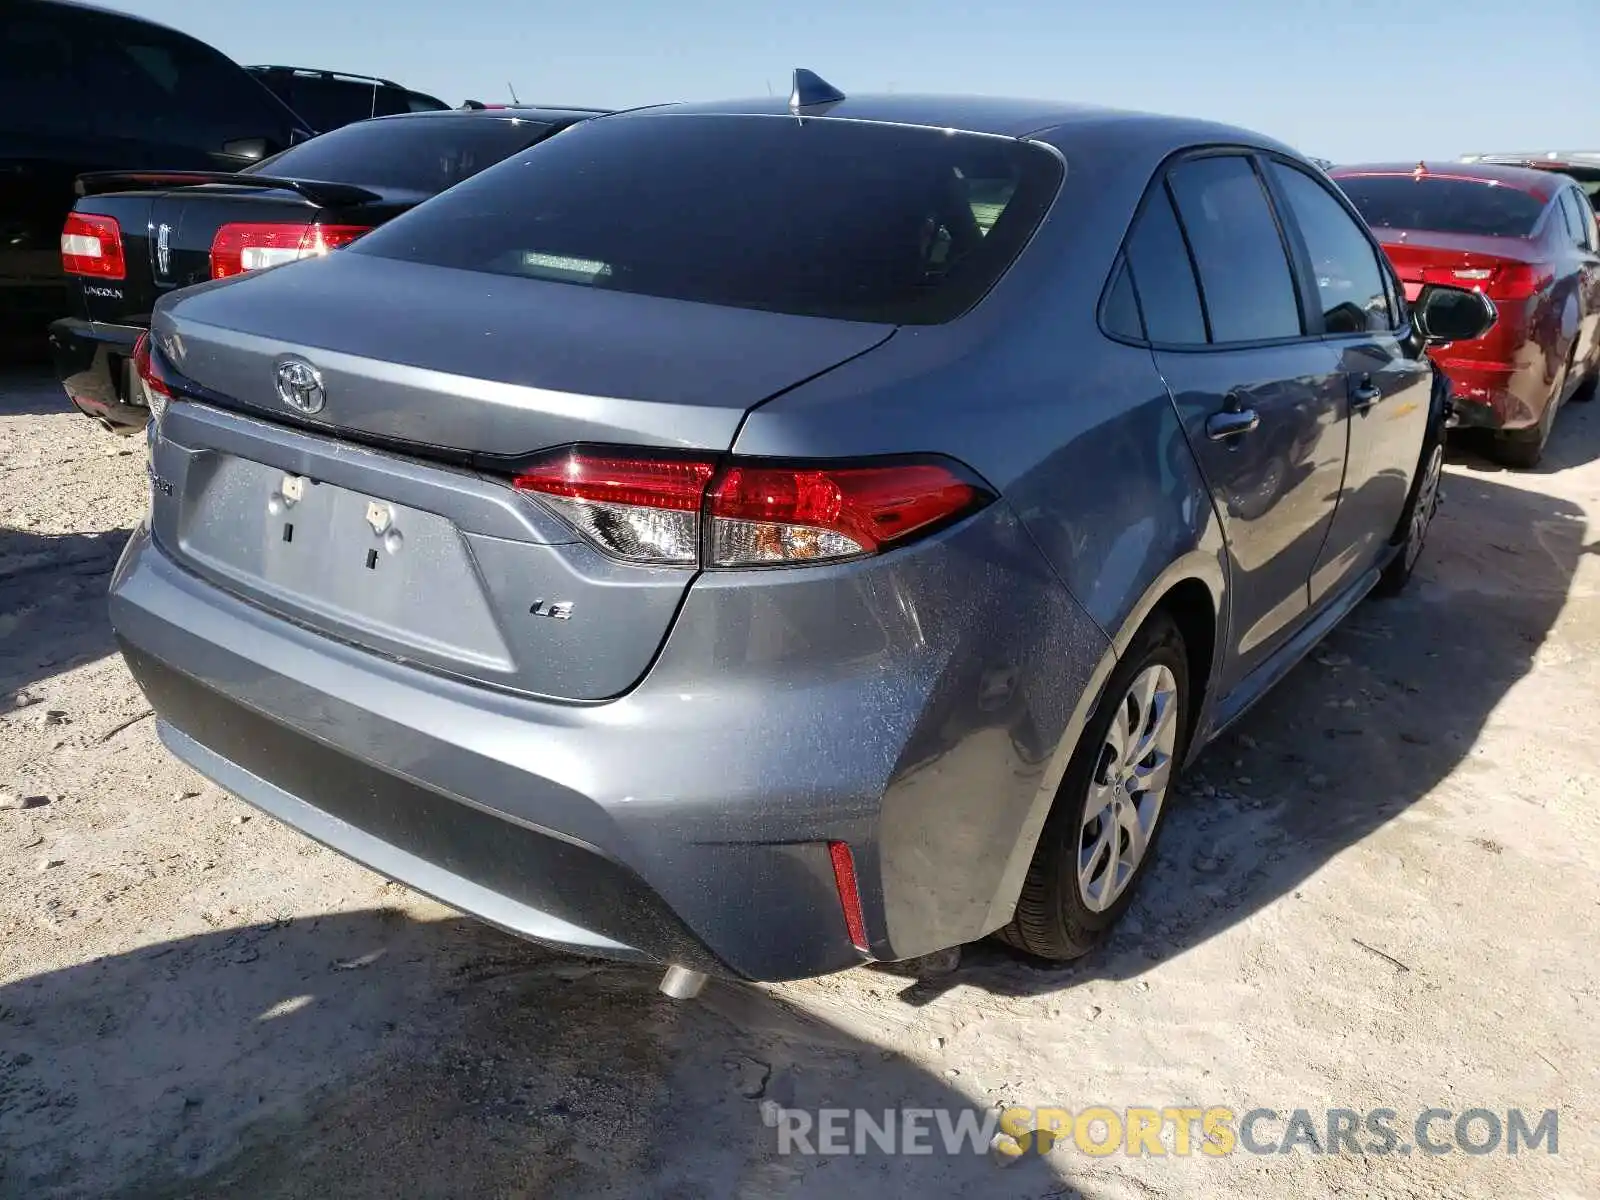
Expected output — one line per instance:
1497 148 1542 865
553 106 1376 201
146 251 895 700
69 176 399 328
1374 228 1545 300
153 250 894 452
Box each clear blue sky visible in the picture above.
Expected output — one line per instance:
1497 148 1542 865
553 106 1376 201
105 0 1597 163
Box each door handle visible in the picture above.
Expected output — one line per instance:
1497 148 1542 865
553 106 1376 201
1205 406 1260 441
1351 378 1382 414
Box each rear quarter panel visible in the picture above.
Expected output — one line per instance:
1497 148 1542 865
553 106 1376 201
730 122 1231 945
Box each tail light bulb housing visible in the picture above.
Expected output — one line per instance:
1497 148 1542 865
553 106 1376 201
512 449 991 569
210 223 371 279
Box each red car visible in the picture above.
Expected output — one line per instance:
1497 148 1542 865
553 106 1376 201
1332 162 1600 467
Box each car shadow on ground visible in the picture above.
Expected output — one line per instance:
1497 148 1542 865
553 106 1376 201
0 525 130 707
0 912 1070 1199
907 400 1598 1004
1444 395 1600 474
0 364 72 419
0 520 132 706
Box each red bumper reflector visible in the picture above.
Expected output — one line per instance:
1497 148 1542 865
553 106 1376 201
828 840 870 952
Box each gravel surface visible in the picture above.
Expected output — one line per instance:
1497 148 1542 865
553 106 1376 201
3 366 1598 1199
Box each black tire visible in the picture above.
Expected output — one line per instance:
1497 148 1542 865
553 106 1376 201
1570 365 1597 403
997 613 1190 961
1492 354 1570 468
1493 427 1547 469
1375 391 1448 597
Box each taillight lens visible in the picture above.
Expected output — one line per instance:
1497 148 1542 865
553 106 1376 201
511 454 715 565
61 212 126 279
209 223 371 279
1485 264 1546 300
1422 262 1547 302
132 331 173 418
708 463 980 565
512 450 989 568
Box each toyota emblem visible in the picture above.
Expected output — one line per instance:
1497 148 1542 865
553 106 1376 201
275 358 325 415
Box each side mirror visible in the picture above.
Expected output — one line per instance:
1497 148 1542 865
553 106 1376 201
1413 285 1497 346
221 136 273 162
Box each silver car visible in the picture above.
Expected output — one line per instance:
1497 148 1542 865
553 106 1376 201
110 75 1494 987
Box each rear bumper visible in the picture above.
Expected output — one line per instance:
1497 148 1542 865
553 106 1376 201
48 317 148 434
1433 350 1558 433
109 507 1106 981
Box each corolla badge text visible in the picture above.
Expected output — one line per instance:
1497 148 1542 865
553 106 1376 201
275 358 326 415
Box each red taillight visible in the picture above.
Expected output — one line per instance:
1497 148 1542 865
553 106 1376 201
511 450 988 568
61 212 126 280
1421 262 1547 302
708 463 980 565
512 454 716 564
209 222 371 279
132 331 173 409
1484 263 1545 301
828 841 870 952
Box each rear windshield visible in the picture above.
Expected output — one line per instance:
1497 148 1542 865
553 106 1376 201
250 116 549 195
1336 175 1547 238
251 73 452 131
350 113 1064 324
251 74 386 132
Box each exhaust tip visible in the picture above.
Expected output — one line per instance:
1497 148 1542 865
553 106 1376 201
658 965 708 1000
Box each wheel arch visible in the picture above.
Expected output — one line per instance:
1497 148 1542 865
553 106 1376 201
983 554 1227 933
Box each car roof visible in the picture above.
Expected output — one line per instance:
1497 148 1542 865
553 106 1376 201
1460 152 1600 181
1331 161 1564 200
1462 151 1600 166
26 0 192 37
248 65 407 89
618 92 1298 156
363 104 611 125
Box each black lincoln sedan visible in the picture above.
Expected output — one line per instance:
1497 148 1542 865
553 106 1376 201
50 104 606 432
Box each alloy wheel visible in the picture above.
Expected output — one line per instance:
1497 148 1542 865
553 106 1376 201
1078 663 1179 912
1406 442 1444 571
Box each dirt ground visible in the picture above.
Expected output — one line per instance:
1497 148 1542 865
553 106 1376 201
3 365 1598 1199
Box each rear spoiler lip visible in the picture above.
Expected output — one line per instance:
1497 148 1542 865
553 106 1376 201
74 171 383 208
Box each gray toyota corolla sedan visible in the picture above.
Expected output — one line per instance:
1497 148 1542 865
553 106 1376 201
109 73 1495 989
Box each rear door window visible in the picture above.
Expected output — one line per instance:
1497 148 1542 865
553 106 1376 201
0 7 83 135
1559 191 1594 250
1268 160 1393 334
350 113 1064 325
88 19 295 151
266 75 375 132
1166 155 1304 343
1336 175 1547 238
251 116 551 194
1578 192 1600 250
0 7 298 150
1122 186 1208 344
1567 172 1600 207
1101 257 1145 341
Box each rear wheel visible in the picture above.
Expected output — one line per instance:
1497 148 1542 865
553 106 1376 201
1376 415 1446 597
1493 368 1565 469
1571 359 1598 403
998 614 1189 961
1494 425 1547 469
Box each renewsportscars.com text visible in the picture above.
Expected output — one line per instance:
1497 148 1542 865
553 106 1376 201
763 1104 1559 1158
